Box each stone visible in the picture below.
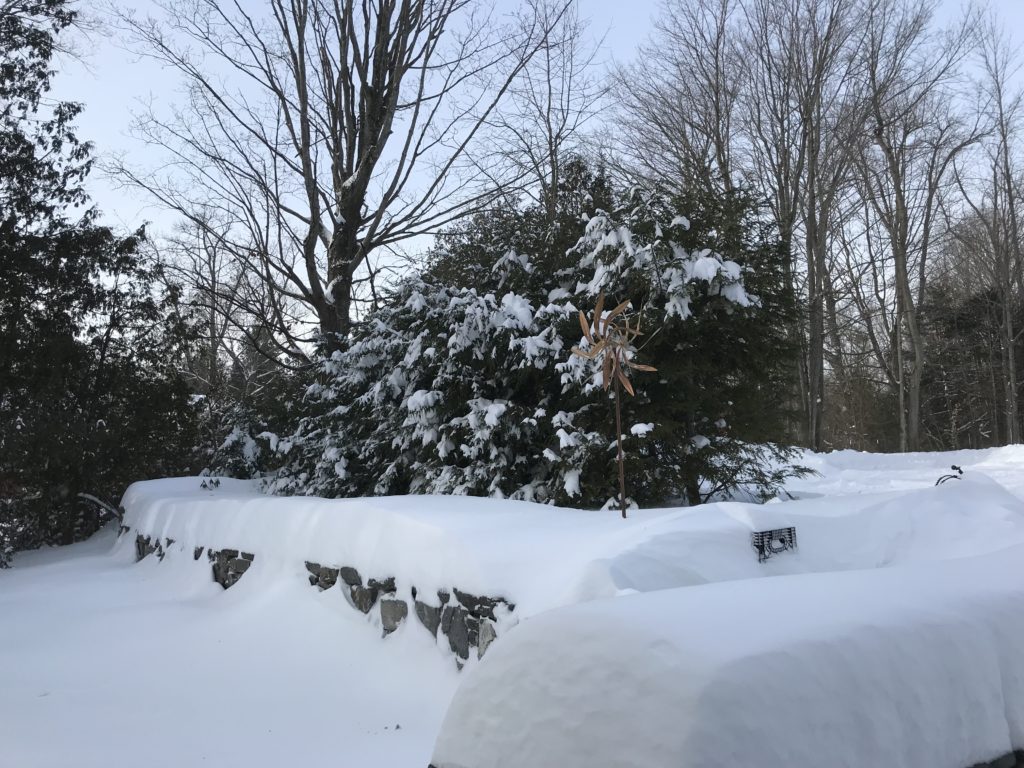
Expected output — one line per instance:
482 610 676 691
211 558 230 587
135 534 157 562
208 550 253 589
380 599 408 635
338 566 362 586
477 619 497 659
453 588 502 620
437 590 450 605
444 606 470 660
368 576 396 594
241 551 254 561
193 546 204 561
319 567 340 590
414 600 442 637
349 585 379 614
306 562 339 590
305 561 322 586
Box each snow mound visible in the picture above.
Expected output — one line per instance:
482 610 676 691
431 544 1024 768
122 475 1024 618
788 444 1024 500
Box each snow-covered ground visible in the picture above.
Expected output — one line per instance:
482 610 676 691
790 444 1024 499
4 446 1024 767
0 530 459 767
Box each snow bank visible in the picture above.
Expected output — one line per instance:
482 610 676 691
0 530 460 768
431 543 1024 768
789 444 1024 500
122 474 1024 618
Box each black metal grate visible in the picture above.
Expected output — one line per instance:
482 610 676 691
751 527 797 562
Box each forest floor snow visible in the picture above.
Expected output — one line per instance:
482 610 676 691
3 445 1024 767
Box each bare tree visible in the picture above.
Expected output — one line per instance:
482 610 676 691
944 17 1024 444
156 216 290 393
111 0 567 352
852 0 979 450
742 0 863 450
486 0 607 227
613 0 743 197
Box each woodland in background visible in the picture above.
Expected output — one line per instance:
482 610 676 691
5 0 1024 557
127 0 1024 456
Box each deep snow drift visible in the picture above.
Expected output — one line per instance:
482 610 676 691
431 544 1024 768
4 446 1024 767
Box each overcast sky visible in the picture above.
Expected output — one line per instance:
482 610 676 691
50 0 1024 234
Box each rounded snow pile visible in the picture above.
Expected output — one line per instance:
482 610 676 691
430 544 1024 768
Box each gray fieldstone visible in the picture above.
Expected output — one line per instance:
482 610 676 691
135 534 157 561
305 561 340 590
380 599 408 635
415 600 442 637
368 576 396 594
209 549 254 589
350 584 379 613
444 606 470 660
338 566 362 586
478 620 497 659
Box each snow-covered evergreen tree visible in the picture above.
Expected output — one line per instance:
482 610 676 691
259 170 806 507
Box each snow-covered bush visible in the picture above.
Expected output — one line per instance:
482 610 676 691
269 183 806 507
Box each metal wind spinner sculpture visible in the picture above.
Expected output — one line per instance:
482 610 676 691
572 292 657 519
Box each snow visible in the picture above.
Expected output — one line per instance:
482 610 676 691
498 292 534 329
0 528 459 768
119 472 1024 620
431 544 1024 768
788 444 1024 499
406 389 441 412
7 446 1024 766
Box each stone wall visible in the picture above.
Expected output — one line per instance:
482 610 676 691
130 532 513 665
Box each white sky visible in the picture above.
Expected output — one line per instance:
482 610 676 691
50 0 1024 235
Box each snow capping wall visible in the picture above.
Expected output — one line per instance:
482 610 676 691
121 473 1024 677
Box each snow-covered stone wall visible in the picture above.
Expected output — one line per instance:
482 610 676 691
130 530 512 664
122 472 1024 686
